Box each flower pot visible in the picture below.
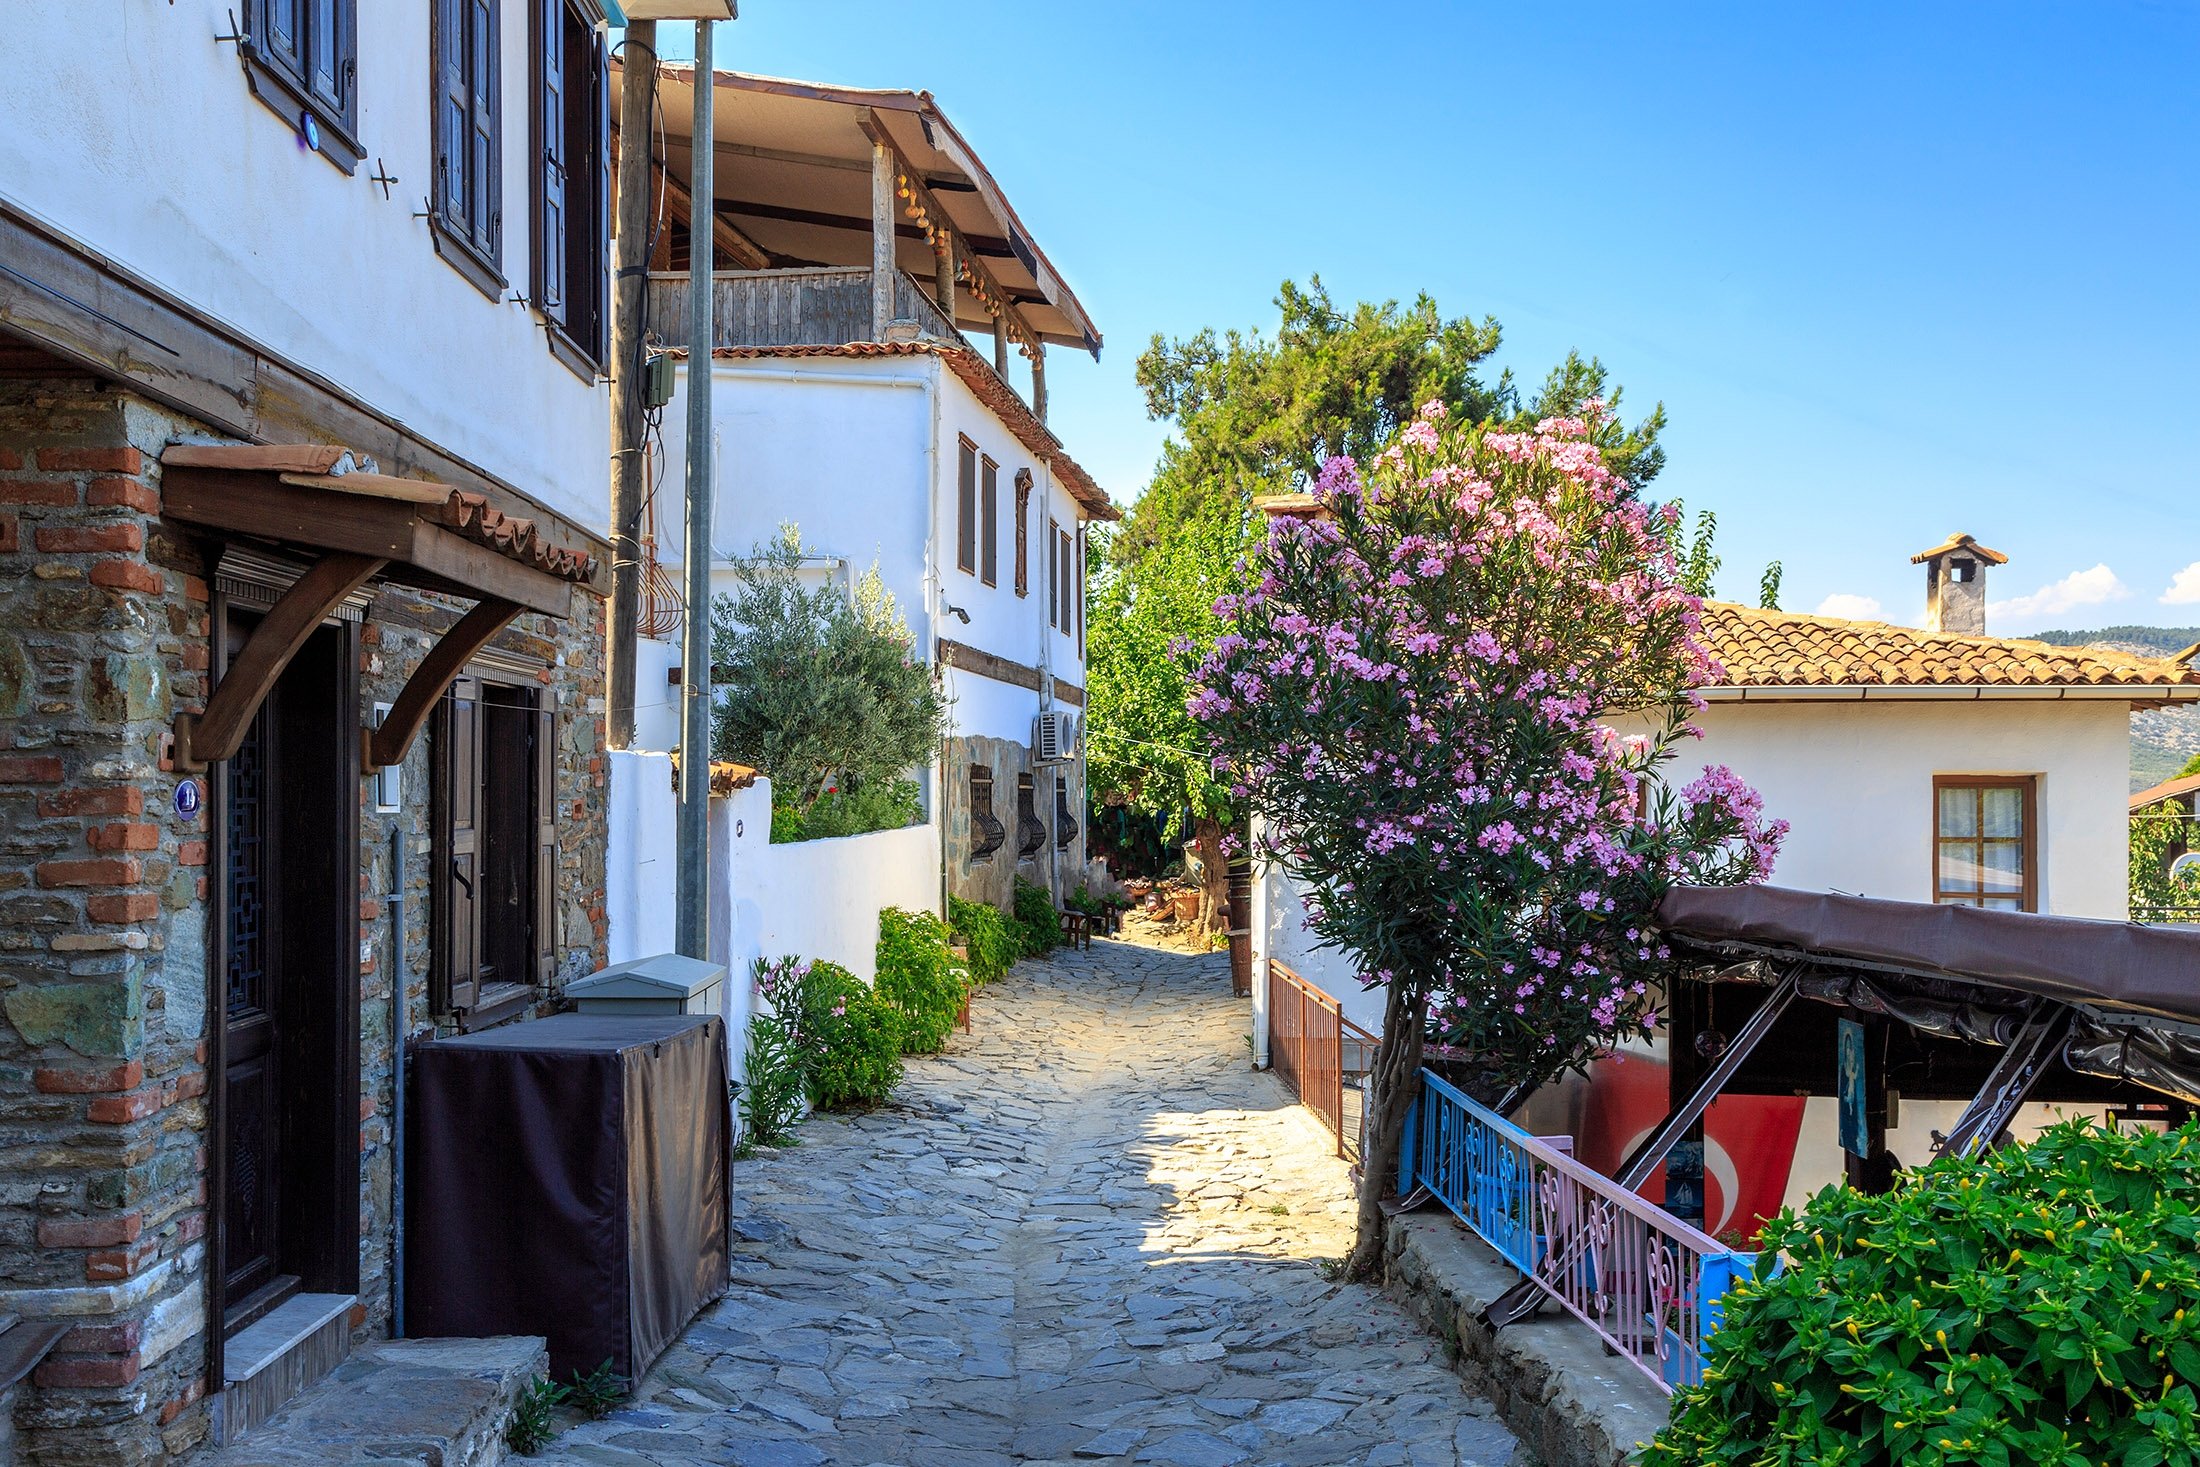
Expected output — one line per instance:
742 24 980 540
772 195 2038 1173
1170 891 1201 924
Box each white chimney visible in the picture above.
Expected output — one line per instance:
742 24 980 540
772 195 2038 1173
1911 534 2007 636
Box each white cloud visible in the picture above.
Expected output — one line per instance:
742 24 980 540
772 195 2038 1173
1814 593 1884 621
1988 563 2129 626
2162 563 2200 606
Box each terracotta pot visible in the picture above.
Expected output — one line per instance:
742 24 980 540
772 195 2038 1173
1170 891 1201 923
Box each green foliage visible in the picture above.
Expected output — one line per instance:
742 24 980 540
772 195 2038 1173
1090 278 1669 823
1011 878 1060 959
505 1375 570 1455
948 895 1018 984
1064 884 1110 918
1760 559 1786 611
2131 752 2200 922
874 907 968 1055
1643 1119 2200 1467
737 1008 808 1148
711 524 945 815
1656 496 1788 606
2025 626 2200 655
797 959 903 1108
566 1360 628 1420
771 777 922 843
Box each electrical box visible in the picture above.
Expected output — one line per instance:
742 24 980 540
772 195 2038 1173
566 953 725 1017
644 352 676 411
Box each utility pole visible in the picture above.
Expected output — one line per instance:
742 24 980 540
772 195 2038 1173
605 19 657 751
676 21 716 961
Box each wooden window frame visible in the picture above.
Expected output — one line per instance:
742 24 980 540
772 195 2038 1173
979 455 999 587
1047 515 1060 628
956 437 978 576
242 0 364 174
1931 774 2038 912
530 0 610 379
1074 523 1085 655
431 0 507 301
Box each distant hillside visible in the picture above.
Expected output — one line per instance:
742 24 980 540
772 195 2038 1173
2023 626 2200 791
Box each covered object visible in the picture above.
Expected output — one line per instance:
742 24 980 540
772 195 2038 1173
405 1014 730 1380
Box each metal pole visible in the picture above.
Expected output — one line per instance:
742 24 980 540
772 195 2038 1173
677 22 715 961
605 20 658 751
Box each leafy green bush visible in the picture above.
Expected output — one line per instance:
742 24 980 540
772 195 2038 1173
772 777 923 843
738 1009 808 1149
1012 877 1060 958
1643 1118 2200 1467
796 959 903 1108
875 907 967 1054
949 895 1018 984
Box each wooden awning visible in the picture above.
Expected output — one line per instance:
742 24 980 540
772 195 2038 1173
160 443 604 772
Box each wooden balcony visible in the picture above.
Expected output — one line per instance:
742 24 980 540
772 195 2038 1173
644 267 960 353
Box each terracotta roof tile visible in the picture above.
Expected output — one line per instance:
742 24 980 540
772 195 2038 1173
692 340 1119 521
1700 602 2200 695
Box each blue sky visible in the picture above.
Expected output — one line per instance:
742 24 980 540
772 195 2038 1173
661 2 2200 634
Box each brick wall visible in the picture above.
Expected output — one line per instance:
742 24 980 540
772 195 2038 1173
0 377 610 1462
0 379 215 1464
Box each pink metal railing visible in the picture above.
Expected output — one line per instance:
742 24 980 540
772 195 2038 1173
1401 1067 1751 1392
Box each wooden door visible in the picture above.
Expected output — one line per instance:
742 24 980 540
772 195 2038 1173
221 652 285 1314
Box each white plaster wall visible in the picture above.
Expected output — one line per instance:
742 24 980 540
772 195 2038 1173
1673 699 2133 918
0 3 608 527
606 751 679 964
727 815 943 984
1262 862 1389 1037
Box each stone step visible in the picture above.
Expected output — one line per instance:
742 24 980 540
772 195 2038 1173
197 1335 549 1467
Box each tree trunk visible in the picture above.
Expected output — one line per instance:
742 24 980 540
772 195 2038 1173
1346 980 1427 1281
1192 817 1231 935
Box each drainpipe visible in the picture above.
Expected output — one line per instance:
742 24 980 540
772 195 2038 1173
388 825 408 1336
925 360 948 917
1037 465 1058 905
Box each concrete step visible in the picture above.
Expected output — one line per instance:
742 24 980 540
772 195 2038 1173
197 1335 549 1467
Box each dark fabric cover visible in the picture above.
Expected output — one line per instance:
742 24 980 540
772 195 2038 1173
1657 885 2200 1024
406 1013 729 1381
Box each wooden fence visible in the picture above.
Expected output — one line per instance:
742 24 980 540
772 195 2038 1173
1267 961 1380 1162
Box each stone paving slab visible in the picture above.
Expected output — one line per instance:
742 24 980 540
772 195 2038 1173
540 942 1523 1467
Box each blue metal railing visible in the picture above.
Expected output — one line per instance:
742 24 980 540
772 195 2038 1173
1399 1067 1753 1392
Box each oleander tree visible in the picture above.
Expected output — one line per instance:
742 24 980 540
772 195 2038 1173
1189 399 1788 1277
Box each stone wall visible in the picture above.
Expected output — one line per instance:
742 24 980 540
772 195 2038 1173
941 734 1087 913
0 377 608 1463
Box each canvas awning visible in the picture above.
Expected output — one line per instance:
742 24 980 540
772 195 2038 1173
158 443 604 771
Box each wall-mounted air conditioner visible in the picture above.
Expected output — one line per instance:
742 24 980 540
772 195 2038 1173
1034 709 1080 763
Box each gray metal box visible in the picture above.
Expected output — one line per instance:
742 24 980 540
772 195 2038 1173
565 953 726 1017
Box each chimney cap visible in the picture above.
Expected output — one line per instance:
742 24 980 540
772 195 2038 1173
1910 533 2008 567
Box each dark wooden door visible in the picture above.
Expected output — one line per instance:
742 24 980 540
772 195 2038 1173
221 663 285 1313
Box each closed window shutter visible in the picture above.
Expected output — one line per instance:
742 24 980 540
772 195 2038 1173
585 28 610 358
957 440 977 574
468 0 502 259
435 0 468 223
533 692 559 987
258 0 306 79
1047 517 1059 627
431 679 484 1014
1075 526 1085 652
533 0 566 321
980 458 998 586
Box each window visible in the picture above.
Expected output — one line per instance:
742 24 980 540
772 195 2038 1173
1057 526 1074 634
966 765 1004 862
1013 469 1033 598
1047 516 1060 627
956 437 978 575
1074 524 1085 653
432 676 557 1022
1933 776 2036 911
979 456 999 587
1015 773 1045 859
531 0 609 376
432 0 505 299
243 0 361 172
1055 774 1079 851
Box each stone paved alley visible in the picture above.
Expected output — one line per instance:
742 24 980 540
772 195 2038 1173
541 941 1523 1467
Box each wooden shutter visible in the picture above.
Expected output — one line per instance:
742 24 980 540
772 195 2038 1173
1075 525 1085 652
258 0 307 80
1047 517 1059 627
980 458 998 586
957 439 977 574
467 0 502 258
1060 530 1074 634
434 0 469 223
533 0 567 322
533 691 559 986
431 678 484 1014
584 28 610 357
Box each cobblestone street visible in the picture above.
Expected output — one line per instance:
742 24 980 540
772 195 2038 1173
541 941 1520 1467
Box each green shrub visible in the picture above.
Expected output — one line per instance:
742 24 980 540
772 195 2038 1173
1642 1117 2200 1467
875 907 967 1054
797 959 903 1108
949 896 1018 984
1012 877 1060 958
772 777 923 843
738 1008 807 1149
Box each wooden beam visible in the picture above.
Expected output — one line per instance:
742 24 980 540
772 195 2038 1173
870 141 895 339
936 637 1084 706
1030 341 1047 424
405 521 576 619
365 597 525 770
176 552 387 769
650 161 769 270
934 228 956 320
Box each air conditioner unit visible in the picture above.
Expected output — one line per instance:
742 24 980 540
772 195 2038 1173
1034 709 1079 764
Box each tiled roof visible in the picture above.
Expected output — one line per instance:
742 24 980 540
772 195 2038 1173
1699 602 2200 696
694 341 1118 521
1909 533 2007 566
2132 773 2200 812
